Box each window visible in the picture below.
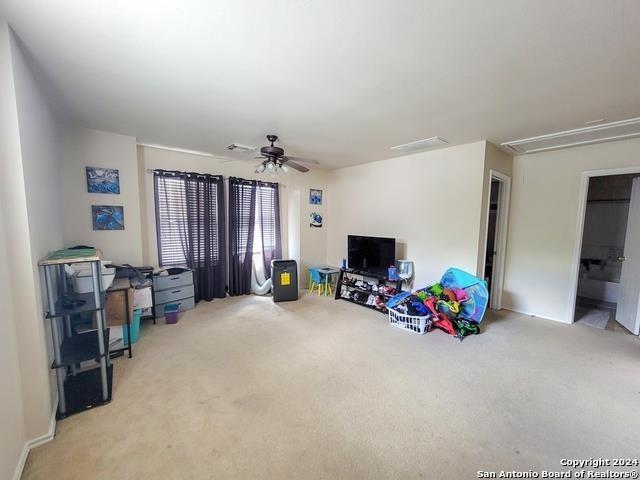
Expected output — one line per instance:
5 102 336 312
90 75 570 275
154 170 227 301
229 178 281 294
233 182 257 256
153 170 225 267
154 174 188 266
253 183 278 254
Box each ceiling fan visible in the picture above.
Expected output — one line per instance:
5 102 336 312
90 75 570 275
241 135 319 174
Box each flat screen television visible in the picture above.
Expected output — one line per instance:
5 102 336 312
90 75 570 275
347 235 396 275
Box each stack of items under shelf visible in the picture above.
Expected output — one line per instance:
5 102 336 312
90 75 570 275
339 277 398 311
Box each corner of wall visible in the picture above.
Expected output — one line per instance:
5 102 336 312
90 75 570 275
1 20 62 480
136 144 150 264
476 141 514 278
12 397 58 480
60 128 143 264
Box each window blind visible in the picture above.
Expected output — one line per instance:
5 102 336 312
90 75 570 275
185 175 223 266
154 174 188 266
255 182 278 253
233 182 257 256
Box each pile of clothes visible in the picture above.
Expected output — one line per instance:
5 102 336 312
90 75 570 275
386 268 488 341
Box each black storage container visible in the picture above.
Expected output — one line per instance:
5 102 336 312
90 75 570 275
271 260 298 302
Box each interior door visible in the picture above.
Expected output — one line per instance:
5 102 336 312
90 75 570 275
616 177 640 335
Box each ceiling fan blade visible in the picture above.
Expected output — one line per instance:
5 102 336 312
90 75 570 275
286 161 309 173
284 156 319 166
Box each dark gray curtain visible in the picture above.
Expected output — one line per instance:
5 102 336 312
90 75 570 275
184 173 227 301
256 181 282 279
228 177 257 295
154 170 226 302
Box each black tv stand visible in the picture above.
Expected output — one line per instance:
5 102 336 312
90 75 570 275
334 268 403 314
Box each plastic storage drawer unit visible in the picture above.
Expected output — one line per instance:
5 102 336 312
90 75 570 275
153 269 195 317
271 260 298 302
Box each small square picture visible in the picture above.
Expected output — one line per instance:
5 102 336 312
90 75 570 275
92 205 125 230
310 212 323 228
86 167 120 194
310 188 322 205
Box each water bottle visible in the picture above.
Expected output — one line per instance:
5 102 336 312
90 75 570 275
388 265 399 281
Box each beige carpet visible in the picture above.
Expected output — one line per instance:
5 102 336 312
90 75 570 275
23 293 640 480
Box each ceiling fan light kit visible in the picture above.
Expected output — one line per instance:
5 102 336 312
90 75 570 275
250 134 313 174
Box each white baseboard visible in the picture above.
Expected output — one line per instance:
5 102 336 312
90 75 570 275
12 445 29 480
504 307 568 324
13 398 57 480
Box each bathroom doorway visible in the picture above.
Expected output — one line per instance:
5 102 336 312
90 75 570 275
574 173 640 333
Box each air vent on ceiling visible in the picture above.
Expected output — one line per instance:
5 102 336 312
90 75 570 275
391 136 449 152
502 117 640 154
226 143 256 153
137 142 215 158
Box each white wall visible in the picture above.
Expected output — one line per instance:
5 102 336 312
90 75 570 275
137 146 329 284
61 128 143 265
0 20 63 479
503 137 640 322
581 202 628 266
11 30 64 438
577 201 627 302
325 141 487 287
0 200 27 480
0 19 28 480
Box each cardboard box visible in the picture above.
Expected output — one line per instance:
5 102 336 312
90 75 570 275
93 287 134 327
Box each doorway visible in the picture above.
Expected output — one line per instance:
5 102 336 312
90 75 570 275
483 170 511 309
484 181 500 297
572 173 640 333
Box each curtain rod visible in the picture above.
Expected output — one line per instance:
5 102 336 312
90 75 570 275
145 169 286 187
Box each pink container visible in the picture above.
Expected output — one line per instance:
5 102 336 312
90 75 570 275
164 303 180 324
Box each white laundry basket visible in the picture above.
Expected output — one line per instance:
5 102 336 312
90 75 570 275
388 307 431 335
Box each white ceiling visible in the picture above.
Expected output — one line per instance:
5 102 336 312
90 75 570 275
1 0 639 168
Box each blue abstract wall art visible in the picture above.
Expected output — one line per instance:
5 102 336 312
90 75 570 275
86 167 120 194
309 188 322 205
92 205 125 230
